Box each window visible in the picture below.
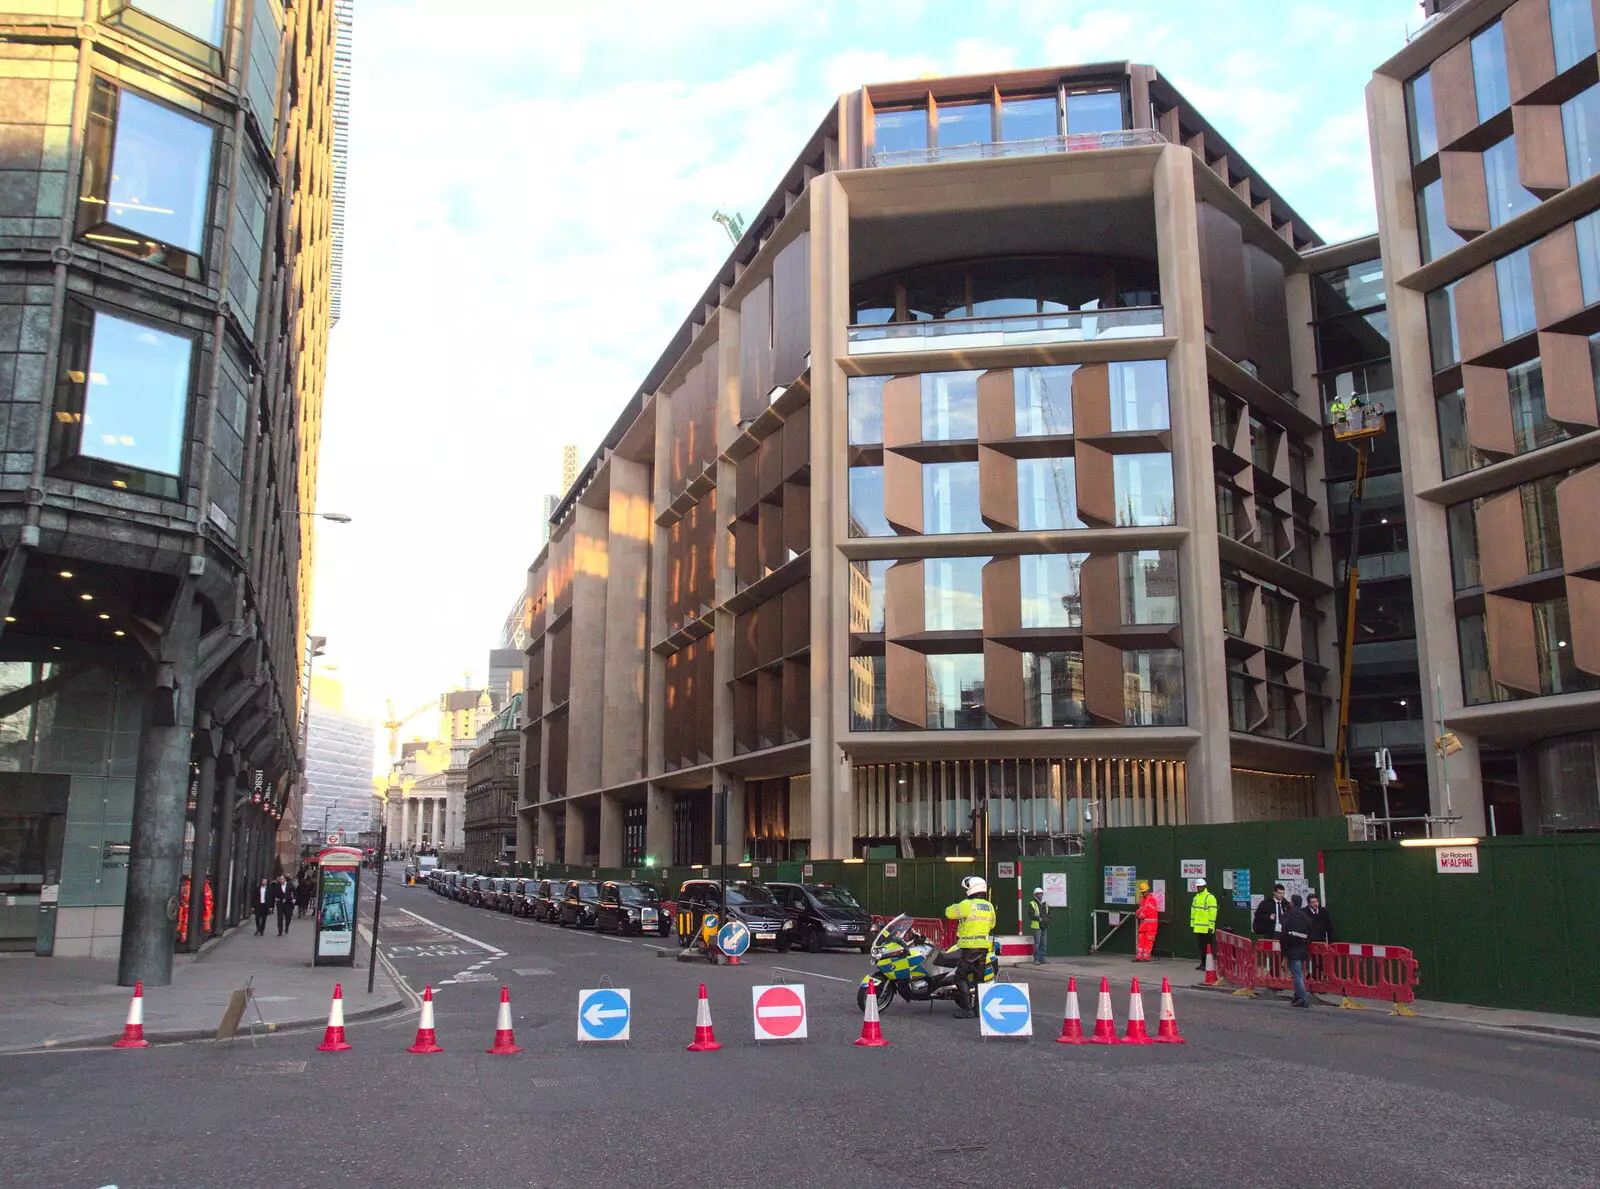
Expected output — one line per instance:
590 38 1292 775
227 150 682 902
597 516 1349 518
1580 210 1600 305
1426 282 1460 371
848 559 891 633
1023 652 1089 727
1119 550 1179 624
1523 473 1564 573
1123 649 1185 726
1417 178 1464 264
1113 454 1174 526
850 655 889 731
1017 457 1084 530
77 80 214 278
1436 387 1484 478
1458 613 1497 705
1496 247 1537 340
1014 365 1076 435
924 557 985 631
1508 359 1567 454
923 462 985 534
848 467 891 537
48 301 195 499
101 1 225 71
1446 500 1481 590
874 108 927 157
1001 96 1056 142
1108 361 1169 432
926 655 987 729
1222 573 1246 636
1407 70 1438 162
1551 0 1597 74
848 375 884 444
1065 89 1123 134
937 101 992 148
1021 554 1084 628
1535 597 1592 694
1563 82 1600 184
1484 137 1538 228
1472 22 1511 122
922 371 980 440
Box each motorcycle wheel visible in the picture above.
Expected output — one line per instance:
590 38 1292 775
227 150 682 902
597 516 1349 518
856 977 897 1014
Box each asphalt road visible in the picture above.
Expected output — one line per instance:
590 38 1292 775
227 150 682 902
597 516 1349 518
2 865 1598 1189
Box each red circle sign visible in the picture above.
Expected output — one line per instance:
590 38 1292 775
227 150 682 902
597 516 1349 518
754 986 805 1038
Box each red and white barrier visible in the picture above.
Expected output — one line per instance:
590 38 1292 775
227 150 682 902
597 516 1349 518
1211 930 1420 1013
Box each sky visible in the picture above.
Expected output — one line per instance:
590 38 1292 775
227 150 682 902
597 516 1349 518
310 0 1429 755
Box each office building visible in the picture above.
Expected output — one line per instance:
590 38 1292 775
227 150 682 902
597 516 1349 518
464 692 520 870
299 675 377 848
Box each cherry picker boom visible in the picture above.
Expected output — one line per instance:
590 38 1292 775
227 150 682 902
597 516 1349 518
1331 400 1387 815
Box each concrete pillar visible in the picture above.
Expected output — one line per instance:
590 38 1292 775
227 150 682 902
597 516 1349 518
602 455 650 788
183 739 217 951
645 781 672 867
598 790 623 867
569 503 609 798
432 798 443 849
212 756 238 931
118 593 202 987
565 804 589 867
714 773 746 866
538 805 557 863
516 807 535 864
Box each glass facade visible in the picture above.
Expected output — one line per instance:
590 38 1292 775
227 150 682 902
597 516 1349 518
1416 178 1463 264
921 371 980 440
1407 69 1437 163
847 374 884 444
1001 96 1056 141
1108 360 1169 432
1552 0 1598 73
1119 550 1179 624
1014 365 1075 435
873 109 927 156
1021 554 1083 628
1471 22 1511 122
924 557 986 631
1496 247 1537 340
1065 89 1123 133
1484 137 1538 228
1123 649 1185 726
1017 457 1083 530
1563 82 1600 185
937 101 992 147
927 655 987 729
852 256 1160 327
848 466 891 537
1427 282 1460 370
1112 454 1175 526
1022 652 1089 727
923 462 985 534
1508 359 1566 455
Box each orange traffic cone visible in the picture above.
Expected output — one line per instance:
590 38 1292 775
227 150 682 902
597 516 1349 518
687 981 721 1051
1204 945 1219 986
1121 976 1153 1044
1089 976 1118 1044
1054 975 1087 1044
112 981 149 1049
408 985 443 1054
1153 977 1187 1044
316 983 353 1052
486 985 521 1054
854 979 889 1047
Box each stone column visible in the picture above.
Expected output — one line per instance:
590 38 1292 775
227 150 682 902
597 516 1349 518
183 732 218 952
432 799 443 850
565 806 589 867
211 755 238 930
645 781 672 867
118 593 202 987
598 791 623 867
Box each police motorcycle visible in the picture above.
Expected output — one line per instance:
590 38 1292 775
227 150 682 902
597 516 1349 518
856 913 998 1014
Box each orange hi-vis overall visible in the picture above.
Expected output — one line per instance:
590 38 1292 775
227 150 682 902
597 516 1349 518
1135 892 1160 960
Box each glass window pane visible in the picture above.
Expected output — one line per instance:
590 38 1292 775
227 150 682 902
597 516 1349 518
848 467 891 537
1023 652 1089 727
924 557 986 631
848 375 884 445
1017 457 1083 530
1496 247 1537 340
1119 550 1179 624
937 102 992 147
1426 282 1459 371
923 462 985 534
1458 613 1496 704
848 559 891 633
1484 137 1538 227
849 655 890 731
1447 500 1480 590
1112 454 1175 526
1472 22 1511 122
1014 365 1076 435
1001 96 1056 141
921 371 980 440
1508 358 1567 454
1562 82 1600 184
136 0 225 44
1523 473 1564 572
101 90 213 255
874 108 927 156
1417 178 1464 263
1123 649 1185 726
1436 387 1484 478
926 655 986 729
1580 210 1600 305
78 309 192 476
1021 554 1084 628
1552 0 1597 73
1065 90 1123 134
904 266 968 321
1407 70 1438 162
1108 360 1169 432
1312 262 1387 315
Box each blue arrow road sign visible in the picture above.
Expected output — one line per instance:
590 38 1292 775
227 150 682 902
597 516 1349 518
577 988 631 1042
978 982 1033 1037
717 919 750 957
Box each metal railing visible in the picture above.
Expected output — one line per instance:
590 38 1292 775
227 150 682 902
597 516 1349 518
868 127 1167 168
847 306 1163 355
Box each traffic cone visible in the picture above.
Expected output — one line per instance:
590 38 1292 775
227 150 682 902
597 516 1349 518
1204 945 1219 986
1121 977 1153 1044
1089 976 1118 1044
686 981 721 1051
1054 975 1087 1044
112 981 149 1049
854 979 889 1047
316 983 353 1052
1153 977 1187 1044
486 985 521 1054
408 985 443 1054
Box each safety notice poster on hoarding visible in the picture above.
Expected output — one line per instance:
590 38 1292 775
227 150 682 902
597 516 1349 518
1103 865 1137 905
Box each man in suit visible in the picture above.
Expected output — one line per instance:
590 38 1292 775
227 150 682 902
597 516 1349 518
253 878 272 936
273 875 294 935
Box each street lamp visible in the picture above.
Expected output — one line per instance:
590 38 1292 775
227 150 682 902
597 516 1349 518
299 635 326 853
296 511 353 523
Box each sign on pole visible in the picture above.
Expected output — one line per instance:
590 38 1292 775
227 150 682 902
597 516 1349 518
752 984 807 1040
802 863 813 879
577 988 631 1042
535 848 546 862
978 982 1033 1037
1180 859 1206 880
1435 846 1479 874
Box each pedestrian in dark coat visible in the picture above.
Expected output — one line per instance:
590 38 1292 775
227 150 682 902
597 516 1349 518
274 875 295 935
253 878 273 936
1305 894 1334 943
1281 894 1314 1008
296 872 314 919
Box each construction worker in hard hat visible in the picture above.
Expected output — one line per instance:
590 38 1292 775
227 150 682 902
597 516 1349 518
1190 877 1218 971
944 874 996 1018
1029 887 1049 964
1134 879 1160 961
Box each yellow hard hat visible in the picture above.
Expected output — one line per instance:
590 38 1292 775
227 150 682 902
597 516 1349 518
1137 880 1150 892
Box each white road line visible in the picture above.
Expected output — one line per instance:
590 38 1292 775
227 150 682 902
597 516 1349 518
773 966 853 983
642 944 672 952
396 907 507 956
595 934 633 944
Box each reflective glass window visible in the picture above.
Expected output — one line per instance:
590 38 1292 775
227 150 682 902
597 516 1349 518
1407 70 1438 162
1447 500 1481 590
1552 0 1597 72
1562 82 1600 184
1119 550 1179 624
921 371 980 440
1496 246 1537 340
1484 137 1538 227
873 108 927 156
1123 649 1185 726
923 462 985 534
1017 457 1083 531
1313 262 1386 315
1523 473 1565 573
1508 359 1567 454
1426 282 1460 371
102 2 225 70
1472 23 1511 122
1534 597 1592 694
131 0 223 43
849 655 890 731
926 654 987 729
848 559 892 633
1579 210 1600 304
1108 360 1169 432
1001 95 1056 141
1113 454 1175 526
1458 613 1496 705
1417 178 1464 264
1023 652 1089 727
937 101 992 147
848 467 892 537
925 557 986 631
1436 387 1484 479
1021 554 1083 628
1065 90 1123 133
1014 365 1076 435
848 374 884 445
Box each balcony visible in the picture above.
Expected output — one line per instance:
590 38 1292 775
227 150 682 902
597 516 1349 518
868 128 1167 169
847 306 1164 356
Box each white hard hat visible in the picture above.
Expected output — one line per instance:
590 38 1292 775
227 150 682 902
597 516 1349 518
1033 887 1044 896
962 875 988 896
1194 878 1207 887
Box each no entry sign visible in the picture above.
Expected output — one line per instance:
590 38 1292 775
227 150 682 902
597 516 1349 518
751 984 807 1041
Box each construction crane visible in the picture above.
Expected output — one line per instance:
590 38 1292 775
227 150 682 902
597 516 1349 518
1331 399 1387 817
382 698 436 765
712 210 746 245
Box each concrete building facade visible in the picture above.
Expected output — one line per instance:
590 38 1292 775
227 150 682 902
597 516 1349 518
464 692 519 870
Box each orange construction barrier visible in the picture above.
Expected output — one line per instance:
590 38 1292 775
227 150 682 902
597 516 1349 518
1211 930 1421 1013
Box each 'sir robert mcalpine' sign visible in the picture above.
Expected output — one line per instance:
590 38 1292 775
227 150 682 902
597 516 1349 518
1435 847 1479 874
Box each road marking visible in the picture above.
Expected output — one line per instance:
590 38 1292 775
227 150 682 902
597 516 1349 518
642 943 672 952
595 934 632 944
773 966 852 983
396 907 506 956
454 972 493 983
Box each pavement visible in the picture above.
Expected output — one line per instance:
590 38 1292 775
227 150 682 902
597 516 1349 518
0 898 406 1053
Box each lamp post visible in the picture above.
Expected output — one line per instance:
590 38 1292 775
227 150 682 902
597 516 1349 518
297 511 353 523
299 635 326 857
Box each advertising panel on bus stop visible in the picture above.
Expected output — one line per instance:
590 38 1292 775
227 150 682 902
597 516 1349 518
315 846 362 966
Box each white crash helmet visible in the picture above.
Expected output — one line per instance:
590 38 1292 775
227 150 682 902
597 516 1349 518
962 875 989 896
